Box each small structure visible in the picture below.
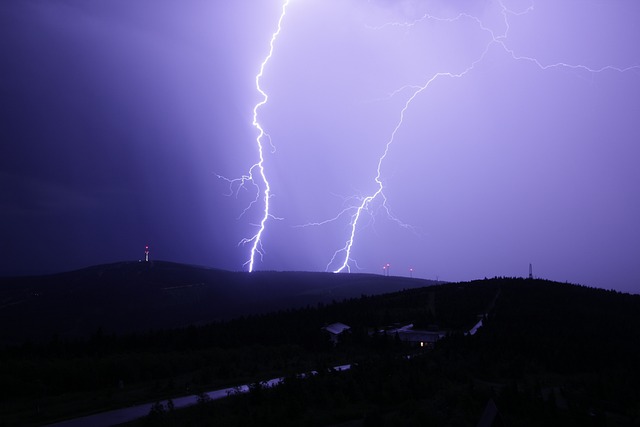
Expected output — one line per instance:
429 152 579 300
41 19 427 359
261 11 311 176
322 322 351 345
387 324 445 348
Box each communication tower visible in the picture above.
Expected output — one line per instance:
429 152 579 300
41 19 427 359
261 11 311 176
528 263 533 279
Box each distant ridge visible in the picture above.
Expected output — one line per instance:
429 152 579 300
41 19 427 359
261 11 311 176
0 261 437 345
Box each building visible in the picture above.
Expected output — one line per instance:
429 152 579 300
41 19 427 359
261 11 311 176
387 324 445 348
322 322 351 345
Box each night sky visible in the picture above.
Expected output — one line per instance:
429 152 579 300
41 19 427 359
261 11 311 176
1 0 639 293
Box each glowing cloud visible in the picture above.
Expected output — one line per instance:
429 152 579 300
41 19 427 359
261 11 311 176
223 0 640 283
319 1 640 273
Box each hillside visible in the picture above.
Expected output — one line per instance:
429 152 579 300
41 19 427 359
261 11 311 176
128 278 640 426
0 261 436 345
1 275 639 426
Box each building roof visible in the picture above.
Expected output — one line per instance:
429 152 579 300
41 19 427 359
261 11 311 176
323 322 351 335
395 330 443 343
387 324 445 343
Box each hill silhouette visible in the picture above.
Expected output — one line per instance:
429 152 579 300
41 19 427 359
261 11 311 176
0 260 436 345
1 276 640 426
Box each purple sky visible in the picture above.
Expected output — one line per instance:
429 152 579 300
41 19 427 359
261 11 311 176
1 0 639 293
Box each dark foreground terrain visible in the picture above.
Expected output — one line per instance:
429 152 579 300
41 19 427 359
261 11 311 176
0 268 639 426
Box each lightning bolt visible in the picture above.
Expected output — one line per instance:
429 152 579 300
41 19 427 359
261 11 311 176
313 0 640 274
218 0 291 272
330 51 494 273
224 0 638 275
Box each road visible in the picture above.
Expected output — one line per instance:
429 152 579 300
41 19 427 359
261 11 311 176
44 364 352 427
44 310 490 427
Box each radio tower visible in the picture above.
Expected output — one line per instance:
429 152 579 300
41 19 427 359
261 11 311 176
528 263 533 279
145 245 150 262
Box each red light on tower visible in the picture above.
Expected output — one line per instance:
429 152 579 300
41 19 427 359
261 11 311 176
145 245 149 262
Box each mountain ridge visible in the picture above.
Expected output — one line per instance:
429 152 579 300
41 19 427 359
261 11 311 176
0 260 437 345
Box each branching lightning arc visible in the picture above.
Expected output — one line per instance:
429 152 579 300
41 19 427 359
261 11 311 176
218 0 291 272
309 0 640 274
223 0 639 274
